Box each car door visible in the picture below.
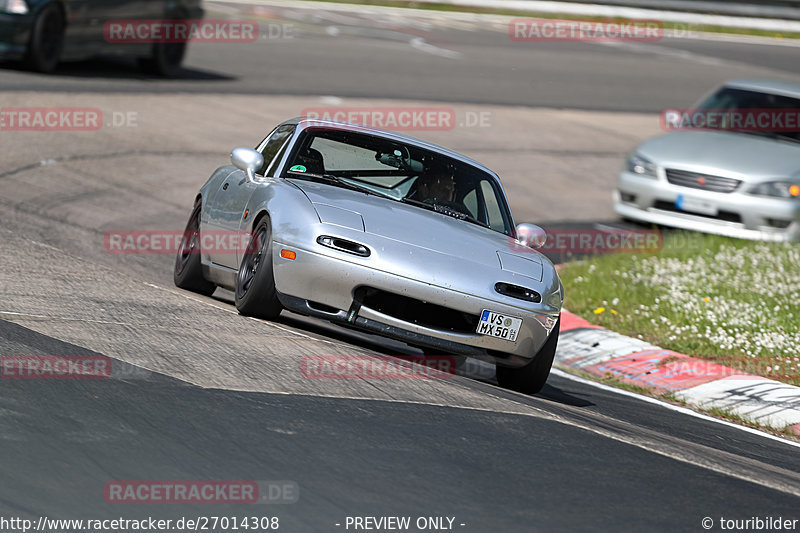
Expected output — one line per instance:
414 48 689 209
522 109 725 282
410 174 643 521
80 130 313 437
205 125 296 269
82 0 131 50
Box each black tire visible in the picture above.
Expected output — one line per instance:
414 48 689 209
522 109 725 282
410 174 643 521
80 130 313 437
496 317 560 394
139 42 186 77
25 4 65 73
174 201 216 296
235 216 282 320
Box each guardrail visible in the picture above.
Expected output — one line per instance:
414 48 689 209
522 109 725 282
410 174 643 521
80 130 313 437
549 0 800 20
406 0 800 29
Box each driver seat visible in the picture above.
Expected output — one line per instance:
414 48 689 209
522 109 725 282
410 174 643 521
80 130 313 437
297 147 325 174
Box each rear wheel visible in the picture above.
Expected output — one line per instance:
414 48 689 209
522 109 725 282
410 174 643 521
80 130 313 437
174 201 216 295
235 216 282 319
496 317 560 394
25 4 65 73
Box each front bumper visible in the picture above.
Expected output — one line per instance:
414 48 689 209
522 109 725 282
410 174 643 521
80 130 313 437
271 231 561 367
614 170 800 242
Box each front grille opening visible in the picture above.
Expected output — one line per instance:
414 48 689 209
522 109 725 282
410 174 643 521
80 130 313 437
495 282 541 303
766 218 792 229
653 201 742 223
665 169 741 193
359 287 479 333
307 300 341 314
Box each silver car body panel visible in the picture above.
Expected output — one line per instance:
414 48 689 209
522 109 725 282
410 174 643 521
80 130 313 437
195 118 562 367
614 79 800 241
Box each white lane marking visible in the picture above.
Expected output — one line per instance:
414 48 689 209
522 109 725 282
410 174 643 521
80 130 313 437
6 276 798 493
320 95 344 105
409 37 462 59
594 223 629 231
137 282 800 496
5 246 797 451
551 368 800 449
322 21 460 59
193 385 800 497
596 40 724 66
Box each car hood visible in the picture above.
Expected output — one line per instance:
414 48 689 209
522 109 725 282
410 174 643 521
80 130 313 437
639 131 800 180
289 179 544 276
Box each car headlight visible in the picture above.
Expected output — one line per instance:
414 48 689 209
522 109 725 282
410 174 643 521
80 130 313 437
749 182 800 199
0 0 28 14
626 153 658 178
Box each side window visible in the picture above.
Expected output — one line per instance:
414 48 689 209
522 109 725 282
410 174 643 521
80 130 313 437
258 125 295 175
462 189 478 220
265 135 293 177
480 180 505 232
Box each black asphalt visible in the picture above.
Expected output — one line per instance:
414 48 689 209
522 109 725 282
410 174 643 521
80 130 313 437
0 3 799 111
1 319 799 532
1 3 799 532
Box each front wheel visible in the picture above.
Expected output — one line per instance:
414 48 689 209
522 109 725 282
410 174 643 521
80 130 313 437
25 4 65 73
235 216 282 320
496 317 560 394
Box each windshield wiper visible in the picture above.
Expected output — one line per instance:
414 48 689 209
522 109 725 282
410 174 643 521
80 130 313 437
287 170 387 197
401 197 491 229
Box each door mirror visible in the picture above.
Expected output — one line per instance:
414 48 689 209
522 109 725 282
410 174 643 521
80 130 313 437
514 223 547 249
231 147 264 181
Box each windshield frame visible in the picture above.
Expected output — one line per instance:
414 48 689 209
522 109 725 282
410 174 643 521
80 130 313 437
278 125 516 236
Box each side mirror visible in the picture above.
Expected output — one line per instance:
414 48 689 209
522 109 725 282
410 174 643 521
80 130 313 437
231 147 264 181
514 223 547 249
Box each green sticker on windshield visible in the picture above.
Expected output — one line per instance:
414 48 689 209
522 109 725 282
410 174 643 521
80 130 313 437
290 165 307 173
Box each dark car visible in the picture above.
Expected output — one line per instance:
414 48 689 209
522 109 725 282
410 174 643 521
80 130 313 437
0 0 203 75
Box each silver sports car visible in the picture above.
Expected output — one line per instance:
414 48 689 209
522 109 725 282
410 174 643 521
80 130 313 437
614 79 800 241
174 118 563 393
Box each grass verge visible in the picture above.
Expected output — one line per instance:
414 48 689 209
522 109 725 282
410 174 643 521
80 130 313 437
559 231 800 386
310 0 800 40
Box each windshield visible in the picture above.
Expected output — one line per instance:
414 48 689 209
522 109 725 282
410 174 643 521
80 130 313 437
283 129 514 235
693 86 800 142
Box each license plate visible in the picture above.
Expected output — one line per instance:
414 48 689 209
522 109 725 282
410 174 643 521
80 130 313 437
675 194 717 216
476 310 522 342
